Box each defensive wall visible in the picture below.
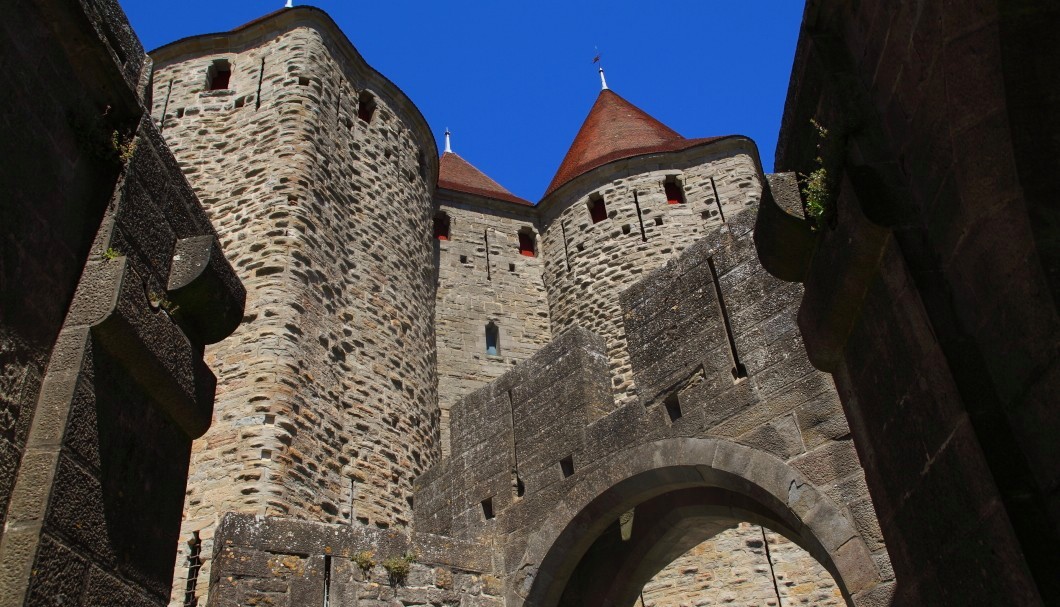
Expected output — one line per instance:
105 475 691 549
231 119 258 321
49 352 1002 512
0 0 244 605
755 0 1060 603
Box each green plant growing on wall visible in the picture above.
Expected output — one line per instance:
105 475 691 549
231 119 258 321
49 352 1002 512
111 130 137 163
352 550 375 577
382 551 415 586
101 247 122 261
148 290 180 317
800 119 836 230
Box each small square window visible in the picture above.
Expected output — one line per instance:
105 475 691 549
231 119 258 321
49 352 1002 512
207 60 231 91
560 456 575 478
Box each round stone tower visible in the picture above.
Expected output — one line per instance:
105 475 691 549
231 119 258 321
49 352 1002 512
149 8 439 605
538 87 764 408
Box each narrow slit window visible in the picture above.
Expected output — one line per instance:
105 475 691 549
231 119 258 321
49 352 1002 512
588 194 607 223
518 230 536 257
481 497 495 520
433 212 450 240
560 455 575 478
664 177 686 204
357 90 376 123
514 474 525 498
486 322 500 356
206 60 231 91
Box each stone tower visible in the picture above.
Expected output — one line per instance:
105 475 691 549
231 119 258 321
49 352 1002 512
148 9 440 605
538 88 763 408
433 147 552 455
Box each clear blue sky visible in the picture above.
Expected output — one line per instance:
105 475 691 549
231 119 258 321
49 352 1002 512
119 1 804 202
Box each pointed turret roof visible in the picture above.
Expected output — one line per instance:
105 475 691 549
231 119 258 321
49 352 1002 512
438 151 532 206
543 89 728 197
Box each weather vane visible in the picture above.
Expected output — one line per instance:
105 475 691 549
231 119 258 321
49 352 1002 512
593 47 608 90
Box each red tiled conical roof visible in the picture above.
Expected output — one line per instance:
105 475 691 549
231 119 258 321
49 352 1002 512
438 152 532 206
544 89 727 197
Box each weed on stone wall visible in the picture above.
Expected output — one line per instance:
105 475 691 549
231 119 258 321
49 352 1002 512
382 551 415 586
800 119 836 230
352 550 376 577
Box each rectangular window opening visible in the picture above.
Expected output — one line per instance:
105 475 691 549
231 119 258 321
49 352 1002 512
358 90 377 123
664 393 682 423
433 213 450 240
207 60 231 91
665 177 686 204
588 195 607 223
509 263 516 272
654 216 664 226
560 455 575 478
481 497 495 520
518 231 536 257
622 224 632 235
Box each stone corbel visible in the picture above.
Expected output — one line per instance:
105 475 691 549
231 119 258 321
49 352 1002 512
167 235 246 346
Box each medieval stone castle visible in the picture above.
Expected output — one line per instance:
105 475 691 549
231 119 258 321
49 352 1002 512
1 1 1057 607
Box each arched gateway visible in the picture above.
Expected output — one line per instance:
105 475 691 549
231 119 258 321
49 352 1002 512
516 438 879 606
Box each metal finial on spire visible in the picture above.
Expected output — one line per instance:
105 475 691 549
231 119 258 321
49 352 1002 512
444 128 452 153
593 48 608 91
284 0 293 7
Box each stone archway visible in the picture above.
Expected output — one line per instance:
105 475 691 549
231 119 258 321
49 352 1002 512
510 438 884 607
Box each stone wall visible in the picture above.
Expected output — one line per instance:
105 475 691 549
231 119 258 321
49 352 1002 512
150 10 439 606
538 142 761 409
0 0 144 538
204 514 500 607
434 192 552 455
416 201 892 606
642 524 843 607
0 1 244 605
757 0 1060 603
